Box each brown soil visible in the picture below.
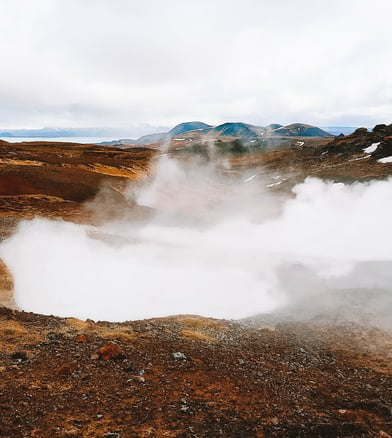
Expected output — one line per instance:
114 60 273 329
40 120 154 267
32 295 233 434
0 140 155 223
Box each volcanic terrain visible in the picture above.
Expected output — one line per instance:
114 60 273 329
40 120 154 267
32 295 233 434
0 124 392 437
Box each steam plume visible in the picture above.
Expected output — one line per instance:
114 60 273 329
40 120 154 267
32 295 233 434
1 157 392 326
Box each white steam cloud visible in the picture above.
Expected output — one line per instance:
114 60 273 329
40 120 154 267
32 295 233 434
1 158 392 324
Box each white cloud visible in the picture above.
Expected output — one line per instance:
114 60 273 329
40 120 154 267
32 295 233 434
0 0 391 129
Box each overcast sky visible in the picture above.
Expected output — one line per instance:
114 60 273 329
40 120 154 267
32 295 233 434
0 0 391 133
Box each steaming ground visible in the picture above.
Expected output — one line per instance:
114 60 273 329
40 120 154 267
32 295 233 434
1 157 392 325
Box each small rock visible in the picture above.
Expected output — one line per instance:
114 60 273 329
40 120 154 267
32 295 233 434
127 376 145 383
172 352 187 360
133 375 145 383
56 362 78 377
11 352 28 363
76 334 88 343
90 353 100 360
96 342 125 360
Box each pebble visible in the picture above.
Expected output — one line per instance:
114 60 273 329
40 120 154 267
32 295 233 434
133 376 145 383
172 352 187 360
126 376 145 383
11 352 28 363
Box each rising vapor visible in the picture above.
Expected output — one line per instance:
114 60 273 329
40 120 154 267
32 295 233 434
1 156 392 325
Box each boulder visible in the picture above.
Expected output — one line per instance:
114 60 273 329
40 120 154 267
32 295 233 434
96 342 125 360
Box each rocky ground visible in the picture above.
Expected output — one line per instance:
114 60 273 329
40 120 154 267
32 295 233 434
0 126 392 437
0 307 391 437
228 124 392 189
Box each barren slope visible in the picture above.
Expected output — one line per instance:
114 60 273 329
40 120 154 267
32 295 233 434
0 308 391 437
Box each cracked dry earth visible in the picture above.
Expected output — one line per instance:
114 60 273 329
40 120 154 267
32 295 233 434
0 307 391 438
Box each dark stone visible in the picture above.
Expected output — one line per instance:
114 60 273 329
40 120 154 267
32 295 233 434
124 363 137 372
373 124 387 132
11 352 28 362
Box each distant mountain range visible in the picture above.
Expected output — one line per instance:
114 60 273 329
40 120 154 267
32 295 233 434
99 121 333 146
115 121 333 147
0 127 126 138
0 123 359 146
0 126 166 140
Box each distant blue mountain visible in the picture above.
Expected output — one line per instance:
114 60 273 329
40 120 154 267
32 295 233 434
209 122 261 138
0 127 140 138
135 122 212 144
168 121 211 136
0 127 77 137
273 124 332 137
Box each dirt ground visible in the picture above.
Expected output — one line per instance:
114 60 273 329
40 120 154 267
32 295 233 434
0 308 391 437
